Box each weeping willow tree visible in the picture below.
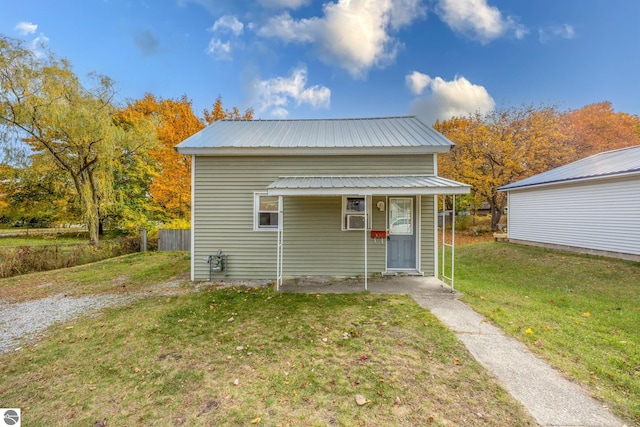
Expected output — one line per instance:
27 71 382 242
0 36 156 244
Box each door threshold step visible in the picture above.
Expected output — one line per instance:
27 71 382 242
382 270 424 277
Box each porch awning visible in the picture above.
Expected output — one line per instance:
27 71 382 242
266 175 471 196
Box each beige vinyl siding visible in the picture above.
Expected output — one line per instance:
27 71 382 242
193 154 435 280
420 195 436 275
280 196 385 276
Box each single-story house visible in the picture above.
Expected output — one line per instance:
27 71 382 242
175 116 471 287
498 145 640 261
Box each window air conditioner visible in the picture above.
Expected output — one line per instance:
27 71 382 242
346 214 366 230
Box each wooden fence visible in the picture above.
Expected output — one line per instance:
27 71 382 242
158 229 191 251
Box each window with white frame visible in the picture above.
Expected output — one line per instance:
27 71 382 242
342 196 369 230
254 193 279 230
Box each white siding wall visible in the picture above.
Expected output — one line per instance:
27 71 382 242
507 175 640 256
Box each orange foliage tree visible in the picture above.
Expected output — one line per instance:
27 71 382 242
562 102 640 159
435 105 572 231
204 95 253 125
123 94 203 221
122 94 253 223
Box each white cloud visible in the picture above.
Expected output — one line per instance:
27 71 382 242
206 38 232 60
252 66 331 117
15 21 38 35
407 74 495 124
405 71 432 95
206 15 244 60
258 0 426 78
211 15 244 35
259 0 310 9
27 34 50 58
538 24 575 43
435 0 527 44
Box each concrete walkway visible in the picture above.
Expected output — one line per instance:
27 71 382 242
280 276 627 427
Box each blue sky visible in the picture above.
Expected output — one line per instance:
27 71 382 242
2 0 639 124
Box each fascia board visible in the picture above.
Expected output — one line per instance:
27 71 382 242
174 146 452 156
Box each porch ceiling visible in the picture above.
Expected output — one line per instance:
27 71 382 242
266 174 471 196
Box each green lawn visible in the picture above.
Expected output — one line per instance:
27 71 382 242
0 253 534 426
455 242 640 425
0 233 142 279
0 232 88 247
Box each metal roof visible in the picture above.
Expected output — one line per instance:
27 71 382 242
175 116 454 155
499 145 640 191
267 175 471 196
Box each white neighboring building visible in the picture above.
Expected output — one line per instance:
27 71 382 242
499 145 640 261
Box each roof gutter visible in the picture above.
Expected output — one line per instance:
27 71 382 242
498 170 640 192
174 145 453 156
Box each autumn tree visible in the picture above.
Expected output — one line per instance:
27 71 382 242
0 156 80 226
121 94 203 222
203 95 253 125
435 104 572 231
562 102 640 160
121 94 253 224
0 36 156 244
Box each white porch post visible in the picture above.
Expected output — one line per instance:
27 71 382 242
440 194 457 293
276 195 283 291
364 195 368 291
451 194 456 292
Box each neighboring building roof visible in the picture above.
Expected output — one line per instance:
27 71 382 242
499 145 640 191
175 116 454 156
267 175 471 196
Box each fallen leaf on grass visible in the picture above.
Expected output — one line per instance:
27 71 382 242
582 312 591 318
534 340 544 348
251 417 261 424
355 394 367 406
453 359 461 365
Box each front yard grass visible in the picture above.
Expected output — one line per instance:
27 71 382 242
0 261 535 425
455 242 640 425
0 251 190 302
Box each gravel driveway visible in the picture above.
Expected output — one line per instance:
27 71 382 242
0 278 199 354
0 293 134 354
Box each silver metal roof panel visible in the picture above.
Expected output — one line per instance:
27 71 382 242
175 116 454 155
499 145 640 191
267 175 471 196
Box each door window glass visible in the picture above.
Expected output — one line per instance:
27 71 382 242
389 198 413 234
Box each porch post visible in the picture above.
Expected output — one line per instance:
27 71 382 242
364 195 368 291
276 195 283 291
451 194 456 292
